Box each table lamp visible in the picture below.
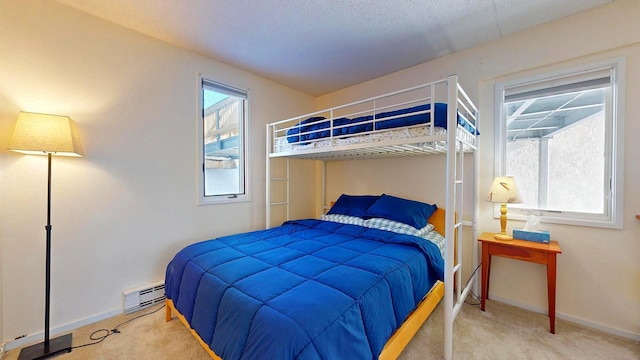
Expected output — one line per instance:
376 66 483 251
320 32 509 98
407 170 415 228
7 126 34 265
9 112 84 360
487 176 522 241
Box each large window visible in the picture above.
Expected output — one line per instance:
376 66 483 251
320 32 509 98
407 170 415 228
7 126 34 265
495 59 624 228
198 78 248 204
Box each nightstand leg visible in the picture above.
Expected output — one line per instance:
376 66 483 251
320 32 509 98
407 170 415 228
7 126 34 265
486 254 492 299
481 243 490 311
547 253 557 333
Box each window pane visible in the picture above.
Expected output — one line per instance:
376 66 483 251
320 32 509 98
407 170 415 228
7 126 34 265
504 77 608 214
547 112 605 213
506 139 539 210
497 59 624 228
202 80 246 198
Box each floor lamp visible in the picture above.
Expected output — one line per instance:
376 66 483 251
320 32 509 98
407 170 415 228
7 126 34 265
8 112 84 360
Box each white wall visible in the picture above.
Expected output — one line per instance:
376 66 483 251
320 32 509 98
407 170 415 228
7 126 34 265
315 0 640 339
0 0 315 345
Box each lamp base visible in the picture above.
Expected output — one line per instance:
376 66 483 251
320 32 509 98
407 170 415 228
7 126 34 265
494 233 514 241
17 333 72 360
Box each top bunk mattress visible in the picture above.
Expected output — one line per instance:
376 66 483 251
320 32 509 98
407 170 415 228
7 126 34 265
284 102 476 145
268 76 478 160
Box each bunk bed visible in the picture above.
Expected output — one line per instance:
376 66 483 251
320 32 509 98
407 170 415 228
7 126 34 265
165 75 478 360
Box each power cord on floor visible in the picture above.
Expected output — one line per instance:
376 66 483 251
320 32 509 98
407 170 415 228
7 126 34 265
0 341 6 360
73 304 166 349
463 262 482 306
465 291 482 306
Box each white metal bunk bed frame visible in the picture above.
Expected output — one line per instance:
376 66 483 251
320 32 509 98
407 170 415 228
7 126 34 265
265 75 479 360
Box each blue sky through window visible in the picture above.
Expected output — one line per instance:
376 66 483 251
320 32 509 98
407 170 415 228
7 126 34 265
204 89 228 108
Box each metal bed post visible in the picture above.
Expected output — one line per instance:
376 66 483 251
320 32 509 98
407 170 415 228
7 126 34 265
456 136 464 303
266 123 271 228
321 161 326 215
473 109 480 297
286 157 290 221
443 75 458 360
458 82 481 307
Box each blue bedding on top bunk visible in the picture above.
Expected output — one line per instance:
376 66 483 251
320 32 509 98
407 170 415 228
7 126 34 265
165 219 444 360
286 102 477 144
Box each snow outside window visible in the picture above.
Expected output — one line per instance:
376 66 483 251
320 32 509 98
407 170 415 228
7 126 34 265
494 59 624 228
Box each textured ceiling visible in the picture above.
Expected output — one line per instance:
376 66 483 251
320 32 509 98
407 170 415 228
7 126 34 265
55 0 613 96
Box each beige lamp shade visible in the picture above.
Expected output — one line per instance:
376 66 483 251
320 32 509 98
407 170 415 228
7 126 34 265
8 112 84 157
487 176 522 241
487 176 523 204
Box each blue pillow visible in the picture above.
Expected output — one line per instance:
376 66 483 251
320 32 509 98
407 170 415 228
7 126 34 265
327 194 380 218
363 194 437 230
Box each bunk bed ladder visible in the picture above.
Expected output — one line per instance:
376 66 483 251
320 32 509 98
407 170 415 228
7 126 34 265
443 75 477 360
266 124 290 228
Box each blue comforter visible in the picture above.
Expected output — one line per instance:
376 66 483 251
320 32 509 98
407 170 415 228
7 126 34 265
286 102 477 143
165 219 444 360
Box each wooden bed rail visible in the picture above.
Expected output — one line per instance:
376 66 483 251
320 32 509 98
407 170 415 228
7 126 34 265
167 284 445 360
166 299 222 360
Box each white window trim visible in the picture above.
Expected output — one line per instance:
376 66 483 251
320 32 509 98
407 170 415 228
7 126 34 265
494 57 625 229
197 74 251 205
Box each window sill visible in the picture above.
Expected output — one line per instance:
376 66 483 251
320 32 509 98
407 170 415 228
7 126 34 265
198 194 250 205
496 208 622 230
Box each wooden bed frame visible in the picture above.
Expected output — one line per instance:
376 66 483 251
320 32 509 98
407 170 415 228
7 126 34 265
165 208 451 360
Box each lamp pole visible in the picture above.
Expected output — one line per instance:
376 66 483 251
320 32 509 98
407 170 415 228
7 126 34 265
18 152 73 360
44 152 52 348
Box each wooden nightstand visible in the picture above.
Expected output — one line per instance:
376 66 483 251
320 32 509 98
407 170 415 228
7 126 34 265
478 232 562 333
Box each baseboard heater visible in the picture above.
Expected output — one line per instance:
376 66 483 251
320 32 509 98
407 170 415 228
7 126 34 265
122 281 166 314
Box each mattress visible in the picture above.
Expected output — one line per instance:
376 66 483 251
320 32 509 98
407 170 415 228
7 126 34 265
165 219 444 359
274 124 475 154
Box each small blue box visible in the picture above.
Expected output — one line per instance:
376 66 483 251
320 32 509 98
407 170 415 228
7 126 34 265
513 229 550 243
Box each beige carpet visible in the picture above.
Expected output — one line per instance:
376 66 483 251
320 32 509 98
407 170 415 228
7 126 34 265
5 300 639 359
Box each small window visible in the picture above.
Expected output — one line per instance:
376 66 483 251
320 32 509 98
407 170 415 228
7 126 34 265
198 78 249 204
495 59 624 228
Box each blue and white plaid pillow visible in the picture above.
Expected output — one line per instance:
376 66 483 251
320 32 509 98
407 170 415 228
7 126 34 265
321 214 365 227
422 230 446 258
365 217 445 258
323 215 445 258
364 217 434 237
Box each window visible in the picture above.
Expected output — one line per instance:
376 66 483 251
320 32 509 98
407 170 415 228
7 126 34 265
198 78 249 204
495 59 624 228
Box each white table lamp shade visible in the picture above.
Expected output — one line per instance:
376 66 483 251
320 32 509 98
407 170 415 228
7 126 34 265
487 176 522 204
